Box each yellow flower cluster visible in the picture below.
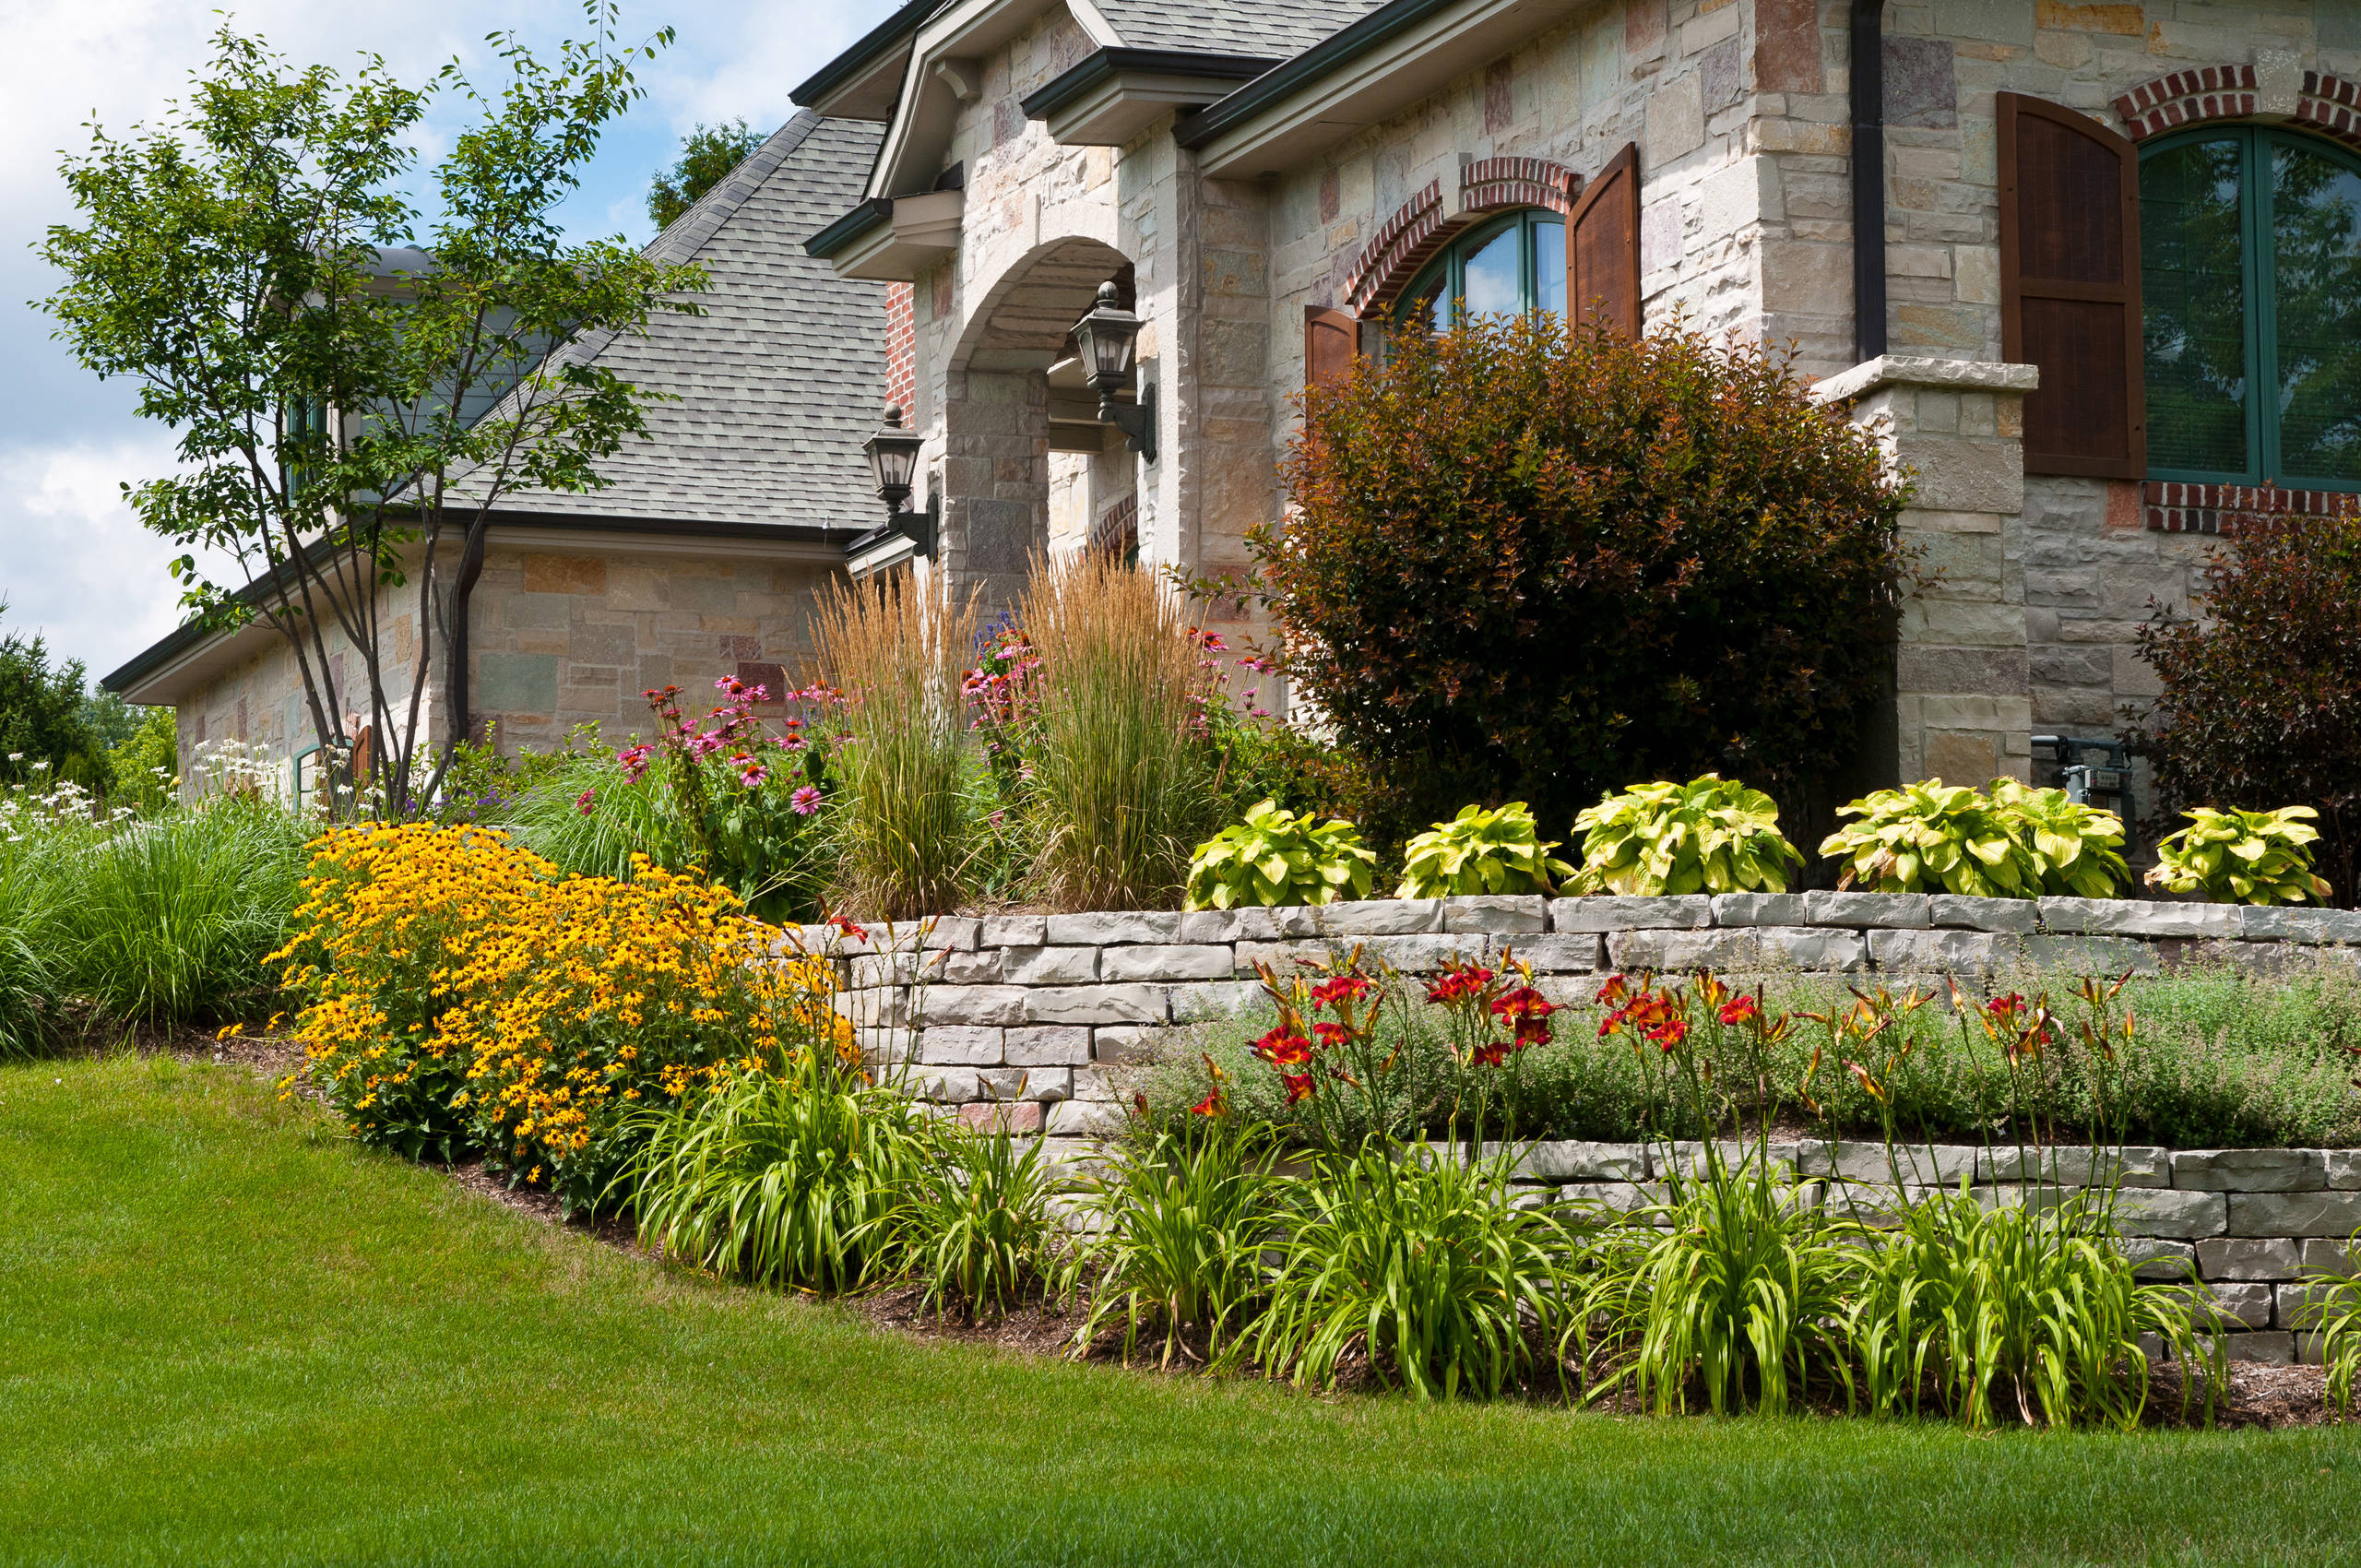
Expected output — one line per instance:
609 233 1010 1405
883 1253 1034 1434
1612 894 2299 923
274 824 847 1203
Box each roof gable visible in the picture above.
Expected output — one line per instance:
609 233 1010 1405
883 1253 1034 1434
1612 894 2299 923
492 112 892 532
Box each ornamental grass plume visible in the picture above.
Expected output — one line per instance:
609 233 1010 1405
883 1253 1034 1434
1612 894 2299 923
1014 552 1220 911
817 574 982 920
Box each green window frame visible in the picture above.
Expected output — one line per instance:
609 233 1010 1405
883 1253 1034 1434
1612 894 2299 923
2140 125 2361 492
1397 208 1567 329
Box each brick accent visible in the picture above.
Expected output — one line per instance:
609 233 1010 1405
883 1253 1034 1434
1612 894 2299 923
1344 179 1444 314
2113 65 2257 140
2142 480 2361 536
1343 160 1578 315
2114 68 2361 154
1090 491 1137 556
1459 156 1580 218
2294 71 2361 152
884 281 915 412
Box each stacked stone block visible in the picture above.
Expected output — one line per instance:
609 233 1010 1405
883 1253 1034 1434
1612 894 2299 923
1485 1137 2361 1366
811 892 2361 1143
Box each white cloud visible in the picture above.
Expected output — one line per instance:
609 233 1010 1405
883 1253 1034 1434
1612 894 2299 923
0 437 196 680
0 0 895 683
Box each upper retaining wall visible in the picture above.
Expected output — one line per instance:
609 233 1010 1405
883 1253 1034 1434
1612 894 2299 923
821 892 2361 1141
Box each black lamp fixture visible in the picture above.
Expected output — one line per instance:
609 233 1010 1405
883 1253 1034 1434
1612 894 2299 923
853 403 934 564
1070 280 1156 461
863 404 923 517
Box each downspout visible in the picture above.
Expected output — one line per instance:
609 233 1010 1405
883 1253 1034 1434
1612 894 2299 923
1851 0 1890 362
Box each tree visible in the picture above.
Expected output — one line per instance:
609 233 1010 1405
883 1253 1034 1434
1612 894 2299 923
2131 513 2361 904
1262 315 1907 845
647 119 764 230
0 612 106 790
41 3 706 814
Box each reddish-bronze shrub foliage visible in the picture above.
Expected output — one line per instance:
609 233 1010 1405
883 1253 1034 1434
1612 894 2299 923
1261 316 1906 840
2133 514 2361 903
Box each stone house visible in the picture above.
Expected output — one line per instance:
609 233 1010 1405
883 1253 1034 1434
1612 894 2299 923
109 1 2361 810
101 112 894 773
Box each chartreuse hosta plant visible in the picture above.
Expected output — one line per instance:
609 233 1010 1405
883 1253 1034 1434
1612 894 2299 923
2146 805 2333 906
1396 802 1575 899
1820 779 2037 897
1568 774 1804 896
1821 778 2127 899
1987 778 2130 898
1185 799 1376 909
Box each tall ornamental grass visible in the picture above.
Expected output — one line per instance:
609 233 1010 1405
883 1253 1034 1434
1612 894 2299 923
58 798 305 1028
818 575 980 920
1016 553 1219 911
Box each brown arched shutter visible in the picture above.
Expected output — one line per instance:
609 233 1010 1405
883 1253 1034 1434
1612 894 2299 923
1304 304 1360 387
1566 142 1641 337
1999 92 2145 479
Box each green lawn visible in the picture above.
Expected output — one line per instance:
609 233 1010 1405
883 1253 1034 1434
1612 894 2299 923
4 1056 2357 1567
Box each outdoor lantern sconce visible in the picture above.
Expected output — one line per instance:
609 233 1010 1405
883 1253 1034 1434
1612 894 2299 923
1070 280 1156 461
859 404 934 559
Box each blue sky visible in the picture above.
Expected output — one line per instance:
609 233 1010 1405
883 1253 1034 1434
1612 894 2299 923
0 0 893 683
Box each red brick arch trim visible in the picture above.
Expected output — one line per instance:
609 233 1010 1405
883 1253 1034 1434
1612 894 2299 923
1343 159 1581 315
1344 180 1442 315
1460 156 1580 218
2114 67 2361 154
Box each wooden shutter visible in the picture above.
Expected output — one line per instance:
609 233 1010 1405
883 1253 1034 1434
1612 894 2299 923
1304 305 1360 387
1567 142 1641 337
1999 92 2145 479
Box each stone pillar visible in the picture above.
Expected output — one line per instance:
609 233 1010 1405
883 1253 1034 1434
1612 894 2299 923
1813 355 2038 787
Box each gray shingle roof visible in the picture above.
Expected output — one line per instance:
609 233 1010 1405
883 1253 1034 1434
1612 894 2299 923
1094 0 1383 58
491 112 888 531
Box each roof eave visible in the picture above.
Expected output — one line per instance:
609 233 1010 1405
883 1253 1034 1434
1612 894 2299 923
1175 0 1585 175
1022 48 1281 146
791 0 945 118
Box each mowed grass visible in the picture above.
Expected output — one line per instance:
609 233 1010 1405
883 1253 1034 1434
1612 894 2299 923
4 1058 2358 1568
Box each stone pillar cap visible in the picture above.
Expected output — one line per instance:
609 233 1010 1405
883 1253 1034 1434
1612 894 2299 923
1811 354 2040 406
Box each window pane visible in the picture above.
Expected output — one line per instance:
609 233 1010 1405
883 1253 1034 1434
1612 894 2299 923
2141 137 2249 475
1461 226 1519 317
1400 272 1444 334
2272 139 2361 482
1533 219 1566 317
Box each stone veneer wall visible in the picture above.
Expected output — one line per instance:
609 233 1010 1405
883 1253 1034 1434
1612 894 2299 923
816 891 2361 1367
1499 1137 2352 1364
830 890 2361 1131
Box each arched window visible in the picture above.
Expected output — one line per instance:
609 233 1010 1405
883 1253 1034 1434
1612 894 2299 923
2142 125 2361 489
1396 208 1566 330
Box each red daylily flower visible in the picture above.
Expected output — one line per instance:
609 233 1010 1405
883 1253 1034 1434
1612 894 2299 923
1251 1026 1313 1068
1311 974 1373 1009
1281 1073 1314 1103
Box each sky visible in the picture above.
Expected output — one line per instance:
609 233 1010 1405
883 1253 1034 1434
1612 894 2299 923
0 0 893 686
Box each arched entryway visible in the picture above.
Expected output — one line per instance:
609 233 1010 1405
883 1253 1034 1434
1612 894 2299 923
942 236 1139 612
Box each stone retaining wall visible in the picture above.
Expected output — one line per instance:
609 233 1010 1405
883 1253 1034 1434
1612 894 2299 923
824 893 2361 1133
810 892 2361 1364
1476 1138 2359 1366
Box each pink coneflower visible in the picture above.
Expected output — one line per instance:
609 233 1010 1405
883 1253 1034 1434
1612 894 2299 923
575 789 597 815
790 785 824 816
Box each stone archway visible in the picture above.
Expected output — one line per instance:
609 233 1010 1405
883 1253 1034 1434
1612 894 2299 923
941 235 1136 612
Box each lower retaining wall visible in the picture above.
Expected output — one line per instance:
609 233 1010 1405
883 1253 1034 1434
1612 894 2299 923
1489 1138 2361 1365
